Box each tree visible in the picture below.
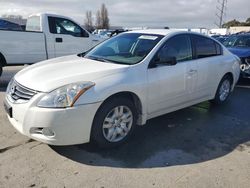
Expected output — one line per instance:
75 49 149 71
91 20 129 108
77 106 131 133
222 19 241 28
95 10 102 29
95 4 110 29
222 18 250 28
246 17 250 24
84 11 93 32
100 3 109 29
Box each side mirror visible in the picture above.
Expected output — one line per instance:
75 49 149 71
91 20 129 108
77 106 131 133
81 30 89 38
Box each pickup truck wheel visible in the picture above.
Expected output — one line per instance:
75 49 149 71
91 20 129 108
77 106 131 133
0 53 5 77
91 97 137 148
211 75 232 104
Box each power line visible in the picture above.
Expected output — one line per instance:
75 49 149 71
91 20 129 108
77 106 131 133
215 0 227 28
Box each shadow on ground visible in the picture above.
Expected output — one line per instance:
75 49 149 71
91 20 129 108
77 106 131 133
0 66 24 90
52 79 250 168
0 80 9 91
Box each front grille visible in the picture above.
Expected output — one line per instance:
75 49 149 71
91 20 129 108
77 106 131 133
7 80 37 103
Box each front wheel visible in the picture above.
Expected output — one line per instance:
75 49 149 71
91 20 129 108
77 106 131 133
0 66 2 77
91 97 137 148
211 75 232 104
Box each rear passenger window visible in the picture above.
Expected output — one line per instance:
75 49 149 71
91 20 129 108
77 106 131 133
26 16 41 32
193 35 221 58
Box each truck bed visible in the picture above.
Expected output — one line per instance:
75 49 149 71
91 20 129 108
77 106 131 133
0 29 47 65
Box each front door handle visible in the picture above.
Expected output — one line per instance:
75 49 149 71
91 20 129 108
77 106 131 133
56 38 63 43
188 69 197 74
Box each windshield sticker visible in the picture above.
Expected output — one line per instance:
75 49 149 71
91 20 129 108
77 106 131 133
139 35 158 40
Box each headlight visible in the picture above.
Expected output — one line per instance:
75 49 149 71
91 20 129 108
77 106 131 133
6 79 14 94
37 82 95 108
245 57 250 64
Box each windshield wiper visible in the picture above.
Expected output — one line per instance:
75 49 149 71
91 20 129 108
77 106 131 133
77 51 88 57
86 55 130 65
86 56 117 63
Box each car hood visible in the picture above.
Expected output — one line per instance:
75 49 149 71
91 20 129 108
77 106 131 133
14 55 129 92
227 47 250 58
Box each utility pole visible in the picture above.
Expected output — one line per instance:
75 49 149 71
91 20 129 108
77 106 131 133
215 0 227 28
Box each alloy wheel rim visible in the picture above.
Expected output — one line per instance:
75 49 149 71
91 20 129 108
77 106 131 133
102 105 133 142
219 80 231 101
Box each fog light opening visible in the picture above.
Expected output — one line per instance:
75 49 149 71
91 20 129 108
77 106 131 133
42 128 55 137
30 127 43 134
30 127 55 137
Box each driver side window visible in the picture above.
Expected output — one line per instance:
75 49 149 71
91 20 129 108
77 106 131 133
157 35 192 62
48 16 89 37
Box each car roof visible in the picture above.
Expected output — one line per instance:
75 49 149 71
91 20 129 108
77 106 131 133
127 29 204 37
231 33 250 37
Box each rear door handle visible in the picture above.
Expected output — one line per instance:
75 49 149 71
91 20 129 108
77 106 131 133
56 38 63 43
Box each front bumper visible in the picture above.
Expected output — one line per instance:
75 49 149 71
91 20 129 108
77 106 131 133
240 58 250 78
5 95 102 145
240 71 250 79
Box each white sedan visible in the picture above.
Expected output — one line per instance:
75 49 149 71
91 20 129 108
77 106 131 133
4 30 240 148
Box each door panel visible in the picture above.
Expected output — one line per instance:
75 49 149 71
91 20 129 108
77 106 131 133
191 35 223 99
53 34 91 57
147 34 196 115
147 63 188 114
195 57 220 98
48 16 91 57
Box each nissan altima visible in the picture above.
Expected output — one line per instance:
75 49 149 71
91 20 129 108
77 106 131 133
4 30 240 148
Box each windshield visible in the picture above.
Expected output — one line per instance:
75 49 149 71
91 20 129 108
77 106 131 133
84 33 164 65
223 35 250 48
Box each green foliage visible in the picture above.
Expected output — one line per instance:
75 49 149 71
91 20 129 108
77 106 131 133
246 17 250 23
223 18 250 28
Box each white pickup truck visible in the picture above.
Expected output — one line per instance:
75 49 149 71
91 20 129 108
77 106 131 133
0 13 103 76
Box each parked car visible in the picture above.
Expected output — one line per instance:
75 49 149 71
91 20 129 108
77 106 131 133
4 30 240 148
110 29 127 37
212 35 229 43
93 29 127 39
0 19 23 31
0 13 103 77
223 34 250 78
92 29 111 39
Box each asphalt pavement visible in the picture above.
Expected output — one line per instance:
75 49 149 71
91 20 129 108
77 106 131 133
0 66 250 188
0 66 24 90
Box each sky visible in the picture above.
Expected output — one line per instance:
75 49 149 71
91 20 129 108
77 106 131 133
0 0 249 28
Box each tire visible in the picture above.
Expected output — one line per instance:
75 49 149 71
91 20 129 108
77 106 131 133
0 54 5 77
0 66 2 77
211 75 232 104
91 97 137 148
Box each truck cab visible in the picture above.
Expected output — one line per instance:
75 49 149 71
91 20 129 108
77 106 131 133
0 13 103 77
29 13 100 58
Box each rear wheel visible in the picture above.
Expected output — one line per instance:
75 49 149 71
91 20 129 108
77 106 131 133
91 97 137 148
211 75 232 104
